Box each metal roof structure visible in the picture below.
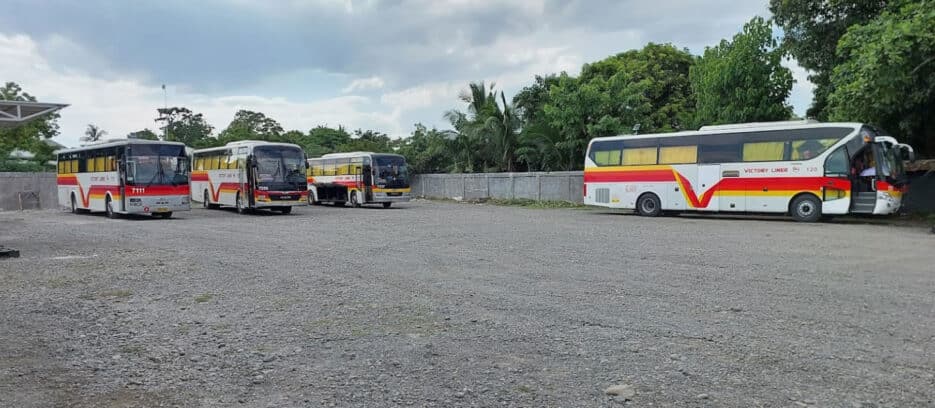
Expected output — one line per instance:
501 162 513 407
0 100 69 129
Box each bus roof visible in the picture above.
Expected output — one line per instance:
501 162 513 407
191 140 302 154
312 151 403 160
588 121 865 145
55 138 186 155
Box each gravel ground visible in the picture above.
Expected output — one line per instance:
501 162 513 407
0 201 933 407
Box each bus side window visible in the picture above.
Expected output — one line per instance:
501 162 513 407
621 147 657 165
323 160 334 176
699 135 743 164
95 156 105 172
824 147 849 177
659 146 697 164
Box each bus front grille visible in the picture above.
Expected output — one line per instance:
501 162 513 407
595 188 610 204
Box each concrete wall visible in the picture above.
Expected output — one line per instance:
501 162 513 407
0 172 58 211
412 172 584 203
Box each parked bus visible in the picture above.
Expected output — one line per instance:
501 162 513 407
307 152 410 208
583 121 914 222
56 139 191 218
191 141 308 214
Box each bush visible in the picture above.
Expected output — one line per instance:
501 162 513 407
0 160 53 172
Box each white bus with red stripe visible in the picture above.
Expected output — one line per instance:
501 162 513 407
191 141 308 214
56 139 191 218
584 121 914 222
307 152 411 208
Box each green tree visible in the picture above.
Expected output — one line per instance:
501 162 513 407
83 124 107 142
0 82 60 163
444 81 521 172
219 110 284 143
160 107 217 148
337 129 395 153
690 17 794 126
579 43 696 133
396 124 455 174
303 125 352 157
513 75 566 171
127 129 159 140
828 1 935 157
769 0 890 119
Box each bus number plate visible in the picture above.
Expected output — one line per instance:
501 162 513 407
156 207 169 212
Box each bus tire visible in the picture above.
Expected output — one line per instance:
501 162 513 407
105 196 118 219
279 206 292 215
382 202 392 209
350 191 361 207
203 190 210 209
70 194 78 213
636 193 661 217
790 194 822 223
236 193 248 214
157 212 173 219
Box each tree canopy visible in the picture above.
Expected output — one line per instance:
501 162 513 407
691 17 793 127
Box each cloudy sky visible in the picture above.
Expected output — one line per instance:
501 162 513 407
1 0 814 147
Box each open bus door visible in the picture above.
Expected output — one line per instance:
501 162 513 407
245 154 257 208
362 161 373 202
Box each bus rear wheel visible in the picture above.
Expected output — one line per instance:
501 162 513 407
278 206 292 215
70 194 78 213
155 212 173 219
790 195 821 223
636 193 661 217
382 202 392 209
350 191 361 208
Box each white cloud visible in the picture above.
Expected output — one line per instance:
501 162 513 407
0 33 404 146
342 76 385 93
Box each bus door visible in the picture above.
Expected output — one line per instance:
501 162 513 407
697 164 720 211
719 163 745 212
117 147 127 212
362 160 373 202
245 152 256 208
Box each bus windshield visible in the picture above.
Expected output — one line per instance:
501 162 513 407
374 155 409 188
127 144 189 186
254 146 307 191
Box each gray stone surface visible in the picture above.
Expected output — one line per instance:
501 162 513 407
0 202 932 407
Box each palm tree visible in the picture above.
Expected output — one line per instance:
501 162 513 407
444 81 521 172
83 124 107 142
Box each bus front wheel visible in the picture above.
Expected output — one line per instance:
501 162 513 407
70 194 78 213
382 202 392 209
350 191 361 208
790 195 821 223
636 193 661 217
105 196 118 219
278 206 292 215
236 193 248 215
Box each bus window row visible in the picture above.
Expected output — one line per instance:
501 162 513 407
589 127 853 166
193 152 245 171
308 157 366 177
57 147 119 174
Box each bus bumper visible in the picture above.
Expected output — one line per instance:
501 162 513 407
124 194 191 214
372 191 411 203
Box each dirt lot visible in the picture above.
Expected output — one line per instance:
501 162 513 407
0 201 933 407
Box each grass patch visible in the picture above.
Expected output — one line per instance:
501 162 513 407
488 198 585 209
100 289 132 298
194 293 214 303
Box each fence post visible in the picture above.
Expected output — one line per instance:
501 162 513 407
510 173 515 199
536 173 542 202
